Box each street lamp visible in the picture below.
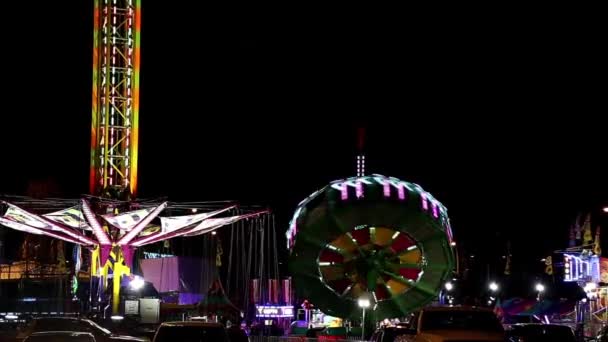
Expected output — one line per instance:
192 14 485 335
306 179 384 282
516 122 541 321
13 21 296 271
535 283 545 293
535 283 545 301
358 297 371 340
489 282 499 292
445 282 454 291
603 207 608 213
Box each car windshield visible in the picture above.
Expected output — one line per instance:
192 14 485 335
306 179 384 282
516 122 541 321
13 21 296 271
509 325 576 342
154 325 228 342
420 310 504 332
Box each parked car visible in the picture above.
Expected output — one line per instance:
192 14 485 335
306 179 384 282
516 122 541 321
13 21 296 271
16 317 147 342
24 331 96 341
152 321 228 342
405 306 505 341
370 325 416 342
506 323 576 342
598 325 608 342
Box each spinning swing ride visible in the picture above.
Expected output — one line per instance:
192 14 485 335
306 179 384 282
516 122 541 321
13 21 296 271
0 0 268 315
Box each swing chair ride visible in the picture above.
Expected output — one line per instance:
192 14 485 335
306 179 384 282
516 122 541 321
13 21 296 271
0 0 267 316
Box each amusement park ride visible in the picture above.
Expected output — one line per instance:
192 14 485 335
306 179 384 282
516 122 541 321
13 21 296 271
1 0 457 327
89 0 141 200
287 173 456 321
287 130 456 321
0 0 266 316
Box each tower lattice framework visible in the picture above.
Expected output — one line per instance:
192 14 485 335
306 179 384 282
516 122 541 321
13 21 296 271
90 0 141 199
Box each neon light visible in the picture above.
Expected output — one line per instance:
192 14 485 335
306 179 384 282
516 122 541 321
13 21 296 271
132 210 264 247
374 176 411 200
563 253 599 282
356 181 364 198
143 252 174 259
432 203 439 218
341 185 348 200
421 194 428 211
391 231 400 239
383 182 391 197
407 245 418 251
81 200 111 245
3 203 96 245
397 184 405 200
117 201 167 245
331 178 374 200
0 217 84 246
255 305 294 318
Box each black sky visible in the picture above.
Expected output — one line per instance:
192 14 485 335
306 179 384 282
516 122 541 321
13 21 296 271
0 3 606 279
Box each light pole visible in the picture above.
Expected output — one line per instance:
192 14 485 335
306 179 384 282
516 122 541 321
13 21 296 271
535 283 545 301
442 281 454 305
358 297 371 340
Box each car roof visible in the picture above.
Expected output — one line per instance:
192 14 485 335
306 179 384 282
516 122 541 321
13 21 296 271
33 317 80 321
421 305 494 312
511 323 572 329
30 331 94 336
160 321 224 327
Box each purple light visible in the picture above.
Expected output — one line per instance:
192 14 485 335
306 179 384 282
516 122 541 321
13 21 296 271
383 182 390 197
356 181 364 198
421 194 428 211
81 200 112 245
341 185 348 200
398 184 405 200
432 203 439 218
117 202 167 245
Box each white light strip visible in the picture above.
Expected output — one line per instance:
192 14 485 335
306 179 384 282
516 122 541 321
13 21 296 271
133 211 267 247
130 207 234 247
4 203 96 245
0 217 85 246
117 202 168 245
37 217 97 246
81 200 112 245
407 245 418 251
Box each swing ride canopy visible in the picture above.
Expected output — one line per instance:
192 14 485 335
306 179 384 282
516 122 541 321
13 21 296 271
0 196 266 267
287 174 455 320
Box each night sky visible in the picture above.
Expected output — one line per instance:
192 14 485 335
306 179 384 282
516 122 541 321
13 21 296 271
0 2 606 289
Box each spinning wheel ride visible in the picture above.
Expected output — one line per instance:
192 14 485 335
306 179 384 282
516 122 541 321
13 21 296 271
287 174 455 320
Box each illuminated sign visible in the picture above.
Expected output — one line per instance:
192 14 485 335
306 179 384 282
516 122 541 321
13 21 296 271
564 254 600 282
255 305 294 318
143 252 174 259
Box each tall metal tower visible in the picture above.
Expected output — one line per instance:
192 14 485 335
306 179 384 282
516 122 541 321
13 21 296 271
90 0 141 199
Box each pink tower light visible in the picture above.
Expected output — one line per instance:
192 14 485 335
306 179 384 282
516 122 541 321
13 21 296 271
81 199 111 245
